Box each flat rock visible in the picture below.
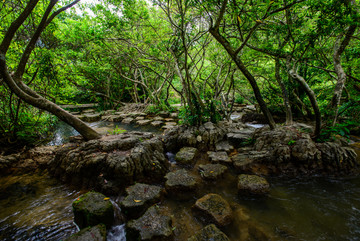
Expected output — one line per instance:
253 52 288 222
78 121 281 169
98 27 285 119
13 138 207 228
158 111 170 118
107 115 123 122
137 119 152 126
231 153 256 171
127 206 173 241
215 141 234 153
170 112 178 118
165 169 197 194
151 121 163 127
82 109 96 114
72 192 114 229
175 147 198 165
198 164 228 180
237 174 270 194
207 151 231 164
187 224 230 241
135 116 145 120
79 113 102 122
66 224 106 241
227 130 254 146
153 116 164 121
193 193 232 227
122 117 134 124
165 122 177 126
121 183 163 218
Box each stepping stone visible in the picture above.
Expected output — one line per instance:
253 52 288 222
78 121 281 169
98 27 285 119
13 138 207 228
79 113 102 122
207 151 231 164
122 117 134 124
162 125 176 130
215 141 234 153
121 183 163 218
107 115 123 122
136 120 152 126
135 116 145 120
170 112 178 118
153 116 164 121
175 147 198 165
164 118 174 122
237 174 270 194
158 111 170 118
165 122 177 126
165 169 197 197
193 193 232 227
187 224 230 241
72 192 114 229
232 151 269 171
198 164 228 180
104 110 116 115
66 224 106 241
82 109 96 114
227 130 254 146
151 121 163 127
127 206 173 240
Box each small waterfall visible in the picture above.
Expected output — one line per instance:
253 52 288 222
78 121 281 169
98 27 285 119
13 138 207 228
108 200 126 241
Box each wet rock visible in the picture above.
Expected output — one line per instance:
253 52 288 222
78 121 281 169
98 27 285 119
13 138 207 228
137 120 152 126
79 113 102 122
122 117 134 124
231 151 269 172
215 141 234 153
198 164 228 180
193 193 232 227
207 151 231 164
237 174 269 194
121 183 163 218
151 121 163 127
187 224 230 241
175 147 198 165
127 205 173 241
165 169 197 197
66 224 106 241
72 191 114 229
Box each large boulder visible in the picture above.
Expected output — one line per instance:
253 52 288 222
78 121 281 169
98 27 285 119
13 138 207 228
175 147 198 165
49 132 168 194
165 169 198 199
66 224 106 241
72 192 114 229
193 193 232 227
237 174 270 195
187 224 230 241
198 164 228 180
121 183 163 218
127 205 173 241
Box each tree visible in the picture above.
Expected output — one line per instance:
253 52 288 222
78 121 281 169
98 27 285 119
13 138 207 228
0 0 101 141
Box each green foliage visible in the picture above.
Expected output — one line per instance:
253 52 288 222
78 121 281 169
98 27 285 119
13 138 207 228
288 140 296 146
317 120 358 143
107 125 127 135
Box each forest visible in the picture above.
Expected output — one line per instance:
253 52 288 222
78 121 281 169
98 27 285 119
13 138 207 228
1 0 360 240
1 0 359 147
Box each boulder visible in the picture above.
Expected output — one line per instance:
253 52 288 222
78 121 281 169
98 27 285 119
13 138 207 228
227 130 254 147
198 164 228 180
137 120 152 126
72 192 114 229
127 206 173 241
122 117 134 124
79 113 102 122
66 224 106 241
207 151 231 164
193 193 232 227
165 169 197 197
215 141 234 153
187 224 230 241
175 147 198 165
237 174 270 194
121 183 163 218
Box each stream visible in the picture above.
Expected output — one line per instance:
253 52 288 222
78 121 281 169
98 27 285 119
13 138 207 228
1 121 360 240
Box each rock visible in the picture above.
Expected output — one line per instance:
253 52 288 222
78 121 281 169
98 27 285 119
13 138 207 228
198 164 228 180
82 109 96 114
121 183 163 218
187 224 230 241
153 116 164 121
122 117 134 124
227 130 254 147
104 109 116 115
107 115 124 122
136 116 145 120
207 151 231 164
79 113 102 122
203 122 216 130
164 118 174 122
241 112 267 124
66 224 106 241
170 112 178 118
237 174 270 194
165 122 177 126
162 125 176 130
72 192 114 229
127 206 173 241
231 151 270 171
193 194 232 227
158 111 170 118
175 147 198 165
151 121 163 127
137 120 152 126
165 169 197 197
215 141 234 153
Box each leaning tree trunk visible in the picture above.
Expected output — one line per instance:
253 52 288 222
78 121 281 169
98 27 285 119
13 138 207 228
0 0 101 141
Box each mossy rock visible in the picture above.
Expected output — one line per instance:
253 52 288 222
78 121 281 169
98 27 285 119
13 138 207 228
188 224 230 241
72 191 114 229
66 224 106 241
237 174 270 194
